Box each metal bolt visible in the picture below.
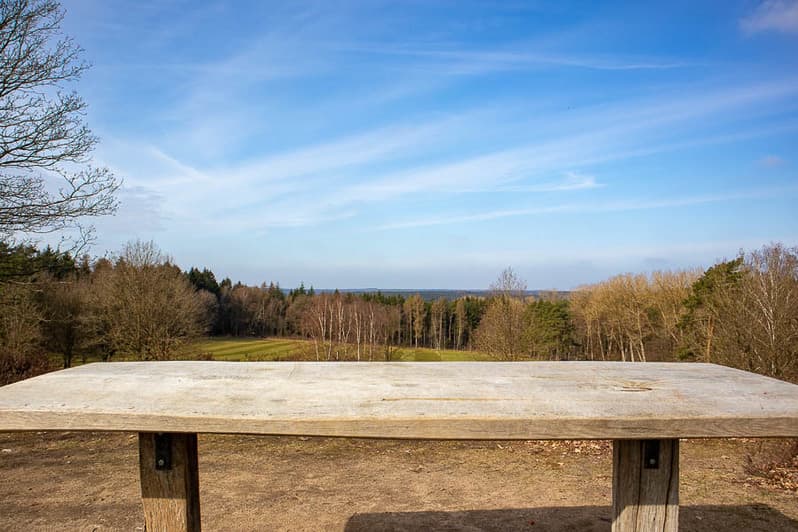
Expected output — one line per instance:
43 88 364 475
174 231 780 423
157 459 165 467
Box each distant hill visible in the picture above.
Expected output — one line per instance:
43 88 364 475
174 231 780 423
311 289 569 301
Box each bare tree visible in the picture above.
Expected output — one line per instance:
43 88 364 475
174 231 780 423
404 294 425 348
430 297 448 350
490 266 527 298
88 241 208 360
0 281 41 357
454 298 466 349
651 269 699 354
708 244 798 380
376 304 400 361
474 268 529 360
352 298 364 361
0 280 47 383
474 296 526 360
570 272 676 362
302 293 331 360
38 271 87 368
0 0 119 246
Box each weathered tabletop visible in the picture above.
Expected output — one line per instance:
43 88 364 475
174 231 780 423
1 361 796 440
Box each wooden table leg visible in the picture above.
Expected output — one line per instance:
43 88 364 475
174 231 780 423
139 432 201 532
612 439 678 532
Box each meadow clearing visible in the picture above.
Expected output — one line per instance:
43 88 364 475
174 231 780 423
46 336 491 368
187 336 492 362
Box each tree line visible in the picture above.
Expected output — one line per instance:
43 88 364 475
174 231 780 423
186 272 488 360
0 241 210 382
1 239 796 383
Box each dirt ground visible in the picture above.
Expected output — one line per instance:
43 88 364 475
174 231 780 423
0 433 796 531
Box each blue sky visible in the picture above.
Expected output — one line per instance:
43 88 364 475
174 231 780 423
62 0 798 289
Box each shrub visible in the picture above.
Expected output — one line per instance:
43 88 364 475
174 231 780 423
0 352 50 386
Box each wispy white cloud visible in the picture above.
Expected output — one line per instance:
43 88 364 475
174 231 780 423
453 236 798 273
759 154 787 167
108 12 699 162
212 117 467 186
375 185 798 230
97 76 798 236
313 79 798 212
146 146 212 184
490 171 603 193
211 205 357 232
93 185 169 235
337 44 689 74
741 0 798 34
327 150 601 207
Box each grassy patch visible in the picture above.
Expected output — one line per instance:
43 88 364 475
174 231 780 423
51 337 491 365
188 337 489 362
186 337 312 361
391 346 492 362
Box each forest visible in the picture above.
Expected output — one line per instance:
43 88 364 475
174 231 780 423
1 239 796 385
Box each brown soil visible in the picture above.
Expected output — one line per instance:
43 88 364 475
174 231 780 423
0 433 796 531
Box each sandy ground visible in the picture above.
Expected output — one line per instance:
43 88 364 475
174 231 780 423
0 433 796 531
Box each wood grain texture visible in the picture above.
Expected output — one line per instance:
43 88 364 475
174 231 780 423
1 362 797 439
139 433 201 532
612 439 678 532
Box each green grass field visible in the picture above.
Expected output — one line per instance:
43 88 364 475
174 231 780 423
50 337 490 367
186 337 489 362
188 338 309 361
392 345 491 361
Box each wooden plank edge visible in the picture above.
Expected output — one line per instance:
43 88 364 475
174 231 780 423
1 411 797 439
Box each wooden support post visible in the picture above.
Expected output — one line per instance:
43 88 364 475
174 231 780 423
139 432 201 532
612 439 679 532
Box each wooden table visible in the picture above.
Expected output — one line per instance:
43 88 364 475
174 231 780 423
1 361 797 531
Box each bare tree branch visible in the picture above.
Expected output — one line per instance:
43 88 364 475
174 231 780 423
0 0 119 249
